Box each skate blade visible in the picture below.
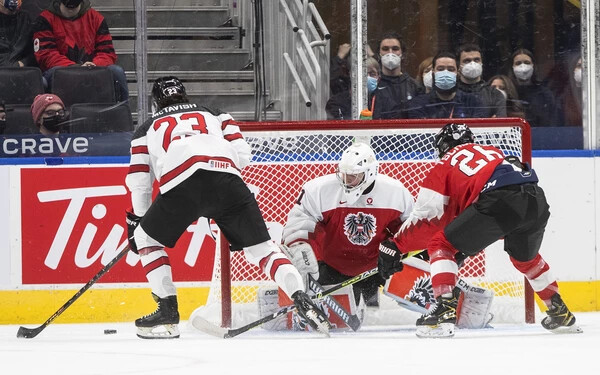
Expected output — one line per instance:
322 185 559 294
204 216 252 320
416 323 455 338
547 324 583 334
136 324 180 339
306 310 331 337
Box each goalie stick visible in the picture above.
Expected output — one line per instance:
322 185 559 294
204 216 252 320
307 274 362 331
192 249 424 338
16 243 131 339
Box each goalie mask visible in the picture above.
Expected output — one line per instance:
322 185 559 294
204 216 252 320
336 143 378 205
433 123 474 158
151 76 189 113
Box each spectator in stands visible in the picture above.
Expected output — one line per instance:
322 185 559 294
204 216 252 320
416 56 433 93
508 48 561 127
550 54 582 127
456 44 506 117
32 0 128 101
407 51 487 119
0 0 35 67
31 93 68 135
487 74 525 118
369 32 422 119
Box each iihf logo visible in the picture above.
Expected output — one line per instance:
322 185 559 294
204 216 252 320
343 212 377 245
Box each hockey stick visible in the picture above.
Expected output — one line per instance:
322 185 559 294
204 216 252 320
16 244 130 339
193 249 424 338
307 274 362 331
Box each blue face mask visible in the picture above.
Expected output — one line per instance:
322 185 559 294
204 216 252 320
367 76 378 94
434 70 457 91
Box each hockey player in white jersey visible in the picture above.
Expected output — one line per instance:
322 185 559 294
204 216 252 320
125 76 331 339
281 142 414 307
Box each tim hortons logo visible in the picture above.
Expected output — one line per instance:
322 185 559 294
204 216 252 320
38 185 217 270
343 212 377 245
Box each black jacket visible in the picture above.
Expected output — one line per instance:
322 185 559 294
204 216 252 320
0 10 35 67
516 83 562 127
369 73 423 119
407 90 488 119
457 80 506 117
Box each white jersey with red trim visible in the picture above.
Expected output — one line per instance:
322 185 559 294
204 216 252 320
282 173 414 276
125 103 251 216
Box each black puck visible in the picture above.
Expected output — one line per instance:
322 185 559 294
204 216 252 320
104 329 117 335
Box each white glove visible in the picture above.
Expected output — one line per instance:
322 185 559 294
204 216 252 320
281 242 319 286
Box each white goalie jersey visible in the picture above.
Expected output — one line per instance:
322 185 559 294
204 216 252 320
125 103 252 216
282 173 414 276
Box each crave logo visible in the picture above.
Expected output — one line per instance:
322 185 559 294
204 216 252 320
343 212 377 245
20 167 216 284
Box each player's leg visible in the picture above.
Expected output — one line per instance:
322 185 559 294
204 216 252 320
505 184 581 333
212 173 331 333
132 176 209 339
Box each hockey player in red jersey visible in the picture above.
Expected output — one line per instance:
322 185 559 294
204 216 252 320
125 76 331 339
282 142 414 307
378 123 581 337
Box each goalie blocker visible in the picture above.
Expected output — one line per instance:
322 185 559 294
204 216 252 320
384 257 494 329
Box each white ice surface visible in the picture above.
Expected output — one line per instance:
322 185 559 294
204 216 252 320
1 312 598 375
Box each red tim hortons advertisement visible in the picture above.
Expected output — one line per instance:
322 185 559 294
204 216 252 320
20 167 216 285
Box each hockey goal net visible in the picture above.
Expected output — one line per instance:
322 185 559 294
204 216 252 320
201 118 536 328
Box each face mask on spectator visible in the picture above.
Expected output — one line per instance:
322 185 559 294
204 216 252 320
381 53 401 70
422 71 433 89
434 70 456 91
367 76 378 94
3 0 21 11
495 88 507 99
513 64 534 81
42 114 67 133
61 0 83 8
461 61 482 80
574 68 582 84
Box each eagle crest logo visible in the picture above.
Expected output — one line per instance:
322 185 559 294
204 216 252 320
406 275 436 309
343 212 377 245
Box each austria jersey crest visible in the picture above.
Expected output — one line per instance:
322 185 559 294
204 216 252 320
343 212 377 245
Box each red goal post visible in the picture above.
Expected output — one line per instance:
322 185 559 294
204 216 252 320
208 118 535 328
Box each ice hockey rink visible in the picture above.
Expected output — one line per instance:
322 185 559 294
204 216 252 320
1 312 597 375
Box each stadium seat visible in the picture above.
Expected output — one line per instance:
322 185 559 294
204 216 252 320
51 67 117 108
0 67 44 105
3 104 36 134
69 102 133 133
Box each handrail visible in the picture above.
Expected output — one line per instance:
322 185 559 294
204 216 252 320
283 53 311 107
279 0 299 32
308 3 330 40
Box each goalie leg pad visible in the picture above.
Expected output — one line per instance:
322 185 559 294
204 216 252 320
257 287 289 331
455 279 494 329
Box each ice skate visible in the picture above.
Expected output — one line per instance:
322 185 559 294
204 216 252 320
541 294 582 334
136 293 180 339
416 287 460 338
292 291 332 336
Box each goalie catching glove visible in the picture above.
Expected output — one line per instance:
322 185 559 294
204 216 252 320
280 242 319 289
126 211 141 253
378 238 404 279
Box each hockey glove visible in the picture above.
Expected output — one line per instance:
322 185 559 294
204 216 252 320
378 238 404 279
280 242 319 289
126 211 141 254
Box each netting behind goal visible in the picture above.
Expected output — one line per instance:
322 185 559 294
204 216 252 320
200 118 535 328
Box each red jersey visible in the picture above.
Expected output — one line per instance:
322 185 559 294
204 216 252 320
33 2 116 71
395 143 504 252
282 173 414 276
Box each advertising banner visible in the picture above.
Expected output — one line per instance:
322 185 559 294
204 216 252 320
20 166 216 285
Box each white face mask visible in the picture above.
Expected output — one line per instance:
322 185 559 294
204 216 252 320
513 64 534 81
461 61 483 80
422 70 433 88
495 88 507 99
574 68 582 84
381 53 401 71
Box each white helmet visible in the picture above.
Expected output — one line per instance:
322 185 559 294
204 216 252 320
336 142 378 204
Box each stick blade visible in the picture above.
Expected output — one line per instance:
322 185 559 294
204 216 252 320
191 316 229 338
16 325 44 339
